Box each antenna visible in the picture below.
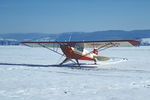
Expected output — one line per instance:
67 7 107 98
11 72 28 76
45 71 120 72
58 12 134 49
68 33 72 42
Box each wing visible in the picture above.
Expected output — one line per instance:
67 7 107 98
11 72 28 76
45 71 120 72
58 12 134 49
80 40 140 48
21 41 60 48
21 40 140 48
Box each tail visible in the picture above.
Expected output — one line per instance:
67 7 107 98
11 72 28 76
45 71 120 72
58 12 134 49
93 48 110 61
93 48 98 55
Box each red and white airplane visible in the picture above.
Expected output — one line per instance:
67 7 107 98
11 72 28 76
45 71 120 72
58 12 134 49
21 40 140 66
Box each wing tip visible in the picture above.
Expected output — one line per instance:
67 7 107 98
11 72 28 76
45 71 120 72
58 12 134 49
128 40 140 46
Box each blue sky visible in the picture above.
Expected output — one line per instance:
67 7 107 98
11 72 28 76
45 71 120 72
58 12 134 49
0 0 150 33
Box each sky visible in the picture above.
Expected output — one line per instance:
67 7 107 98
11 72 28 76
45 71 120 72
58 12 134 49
0 0 150 34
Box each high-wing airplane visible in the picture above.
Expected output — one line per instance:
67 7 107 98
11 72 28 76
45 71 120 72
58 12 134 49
21 40 140 66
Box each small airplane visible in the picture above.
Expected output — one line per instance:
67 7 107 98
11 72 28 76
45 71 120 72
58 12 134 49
21 40 140 66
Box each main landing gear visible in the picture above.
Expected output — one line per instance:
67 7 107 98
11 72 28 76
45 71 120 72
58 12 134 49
59 57 97 66
59 58 80 66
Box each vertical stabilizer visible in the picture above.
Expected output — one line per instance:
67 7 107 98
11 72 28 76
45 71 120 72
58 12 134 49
93 48 98 55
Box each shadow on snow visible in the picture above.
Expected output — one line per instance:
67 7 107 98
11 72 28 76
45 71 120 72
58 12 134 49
0 62 150 73
0 62 97 69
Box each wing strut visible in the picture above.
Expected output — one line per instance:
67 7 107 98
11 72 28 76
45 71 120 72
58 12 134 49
81 42 117 57
97 42 117 51
38 43 64 56
38 43 76 65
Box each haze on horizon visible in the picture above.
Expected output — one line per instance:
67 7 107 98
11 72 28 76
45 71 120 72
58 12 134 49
0 0 150 34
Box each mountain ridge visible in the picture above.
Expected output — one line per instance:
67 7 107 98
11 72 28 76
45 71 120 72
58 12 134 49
0 30 150 45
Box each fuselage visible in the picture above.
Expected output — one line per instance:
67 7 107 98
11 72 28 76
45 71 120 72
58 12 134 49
60 45 96 61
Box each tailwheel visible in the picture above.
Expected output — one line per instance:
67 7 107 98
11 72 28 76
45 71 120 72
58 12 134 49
93 56 110 64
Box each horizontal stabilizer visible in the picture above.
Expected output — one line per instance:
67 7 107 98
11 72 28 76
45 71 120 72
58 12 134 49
94 56 110 61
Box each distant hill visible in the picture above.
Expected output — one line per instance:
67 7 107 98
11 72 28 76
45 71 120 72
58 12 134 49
0 30 150 45
56 30 150 41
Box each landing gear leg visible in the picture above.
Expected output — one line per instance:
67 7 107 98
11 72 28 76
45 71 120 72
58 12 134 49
75 59 80 66
59 57 70 66
94 59 97 64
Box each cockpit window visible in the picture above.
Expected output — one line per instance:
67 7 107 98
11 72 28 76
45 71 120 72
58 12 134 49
75 44 83 52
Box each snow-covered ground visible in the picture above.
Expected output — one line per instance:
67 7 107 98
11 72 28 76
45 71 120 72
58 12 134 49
0 46 150 100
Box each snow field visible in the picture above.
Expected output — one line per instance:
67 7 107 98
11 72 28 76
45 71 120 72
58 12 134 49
0 46 150 100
